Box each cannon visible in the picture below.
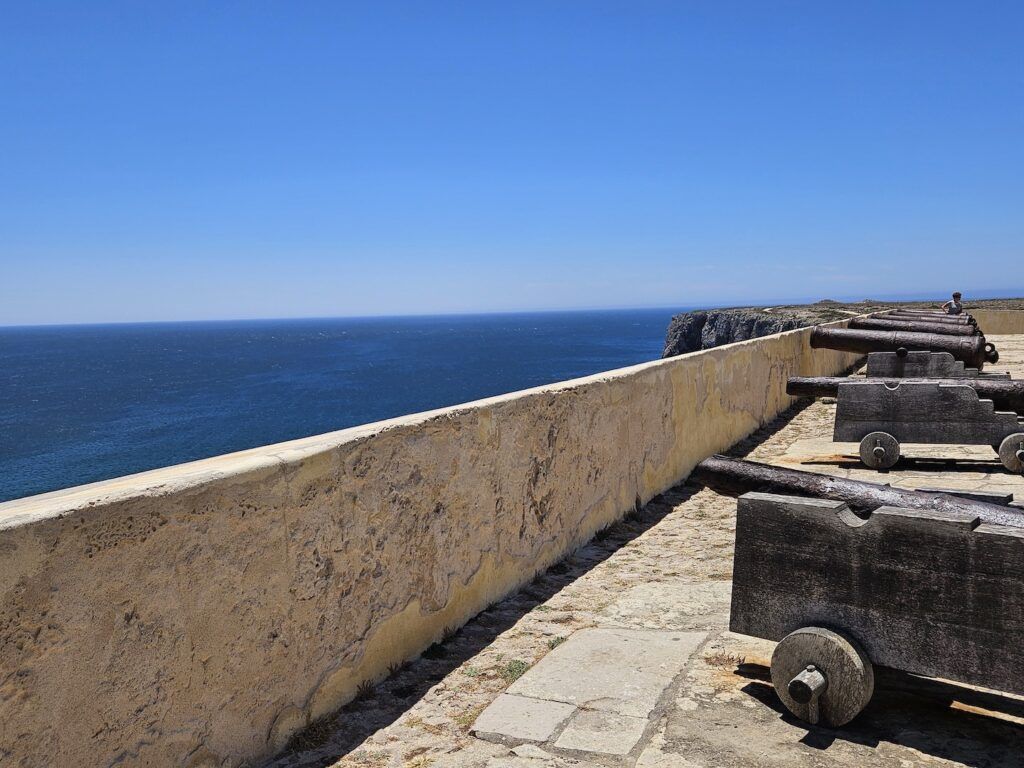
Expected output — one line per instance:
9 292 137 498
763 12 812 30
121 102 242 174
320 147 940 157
885 311 976 326
887 308 969 316
787 376 1024 415
729 490 1024 726
881 311 978 326
863 350 1009 378
832 380 1024 472
848 317 979 336
884 314 979 330
690 454 1024 527
810 326 998 370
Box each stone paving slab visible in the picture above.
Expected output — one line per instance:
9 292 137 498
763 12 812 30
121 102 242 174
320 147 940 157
472 694 576 745
601 581 730 631
473 627 706 758
506 628 707 719
553 709 648 755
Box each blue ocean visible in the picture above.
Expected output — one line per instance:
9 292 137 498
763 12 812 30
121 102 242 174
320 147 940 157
0 309 678 503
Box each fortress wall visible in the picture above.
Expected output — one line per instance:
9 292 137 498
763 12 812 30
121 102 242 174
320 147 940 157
974 309 1024 335
0 322 860 767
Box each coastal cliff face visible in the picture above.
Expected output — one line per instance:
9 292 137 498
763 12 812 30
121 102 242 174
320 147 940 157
662 309 806 357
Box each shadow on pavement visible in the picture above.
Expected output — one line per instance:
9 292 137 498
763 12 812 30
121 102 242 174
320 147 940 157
736 663 1024 767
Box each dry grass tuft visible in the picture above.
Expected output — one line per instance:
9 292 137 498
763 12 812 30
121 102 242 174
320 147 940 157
704 651 745 669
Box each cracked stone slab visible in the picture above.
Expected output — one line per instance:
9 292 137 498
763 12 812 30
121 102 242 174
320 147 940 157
507 628 707 718
553 709 648 756
472 693 576 744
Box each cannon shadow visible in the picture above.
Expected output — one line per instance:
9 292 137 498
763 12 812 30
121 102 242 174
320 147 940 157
736 663 1024 765
797 456 1012 474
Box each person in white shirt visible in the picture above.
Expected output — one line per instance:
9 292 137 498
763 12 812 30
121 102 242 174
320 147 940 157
941 291 963 315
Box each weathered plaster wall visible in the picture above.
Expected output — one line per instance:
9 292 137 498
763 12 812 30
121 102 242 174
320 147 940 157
974 309 1024 336
0 324 860 767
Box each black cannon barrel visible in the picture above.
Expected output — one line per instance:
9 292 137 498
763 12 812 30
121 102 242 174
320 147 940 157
885 316 981 332
849 317 978 336
892 309 970 317
787 376 1024 414
690 454 1024 528
885 311 976 326
811 327 998 370
884 313 970 325
888 311 974 323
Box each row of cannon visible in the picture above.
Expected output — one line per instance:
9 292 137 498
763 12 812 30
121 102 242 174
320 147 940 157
812 308 999 370
804 309 1020 471
697 307 1024 730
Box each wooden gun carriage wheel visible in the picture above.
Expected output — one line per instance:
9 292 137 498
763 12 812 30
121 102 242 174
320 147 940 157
770 627 874 727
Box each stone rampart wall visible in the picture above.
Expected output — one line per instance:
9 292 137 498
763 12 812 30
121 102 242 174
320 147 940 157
0 323 861 767
974 309 1024 335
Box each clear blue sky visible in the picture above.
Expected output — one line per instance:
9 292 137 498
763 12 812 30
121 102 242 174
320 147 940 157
2 2 1021 325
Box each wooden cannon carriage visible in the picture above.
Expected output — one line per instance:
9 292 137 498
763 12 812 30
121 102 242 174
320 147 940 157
730 491 1024 727
865 350 1010 379
833 379 1024 473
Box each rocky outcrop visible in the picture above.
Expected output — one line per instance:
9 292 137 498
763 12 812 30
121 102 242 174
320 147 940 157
662 299 1024 357
662 309 807 357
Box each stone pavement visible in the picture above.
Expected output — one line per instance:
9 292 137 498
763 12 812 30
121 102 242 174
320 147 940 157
266 334 1024 768
474 628 707 756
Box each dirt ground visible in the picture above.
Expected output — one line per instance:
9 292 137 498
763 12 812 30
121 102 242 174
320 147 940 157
265 334 1024 768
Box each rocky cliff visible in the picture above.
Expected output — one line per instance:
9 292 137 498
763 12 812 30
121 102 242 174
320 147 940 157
663 297 1024 357
662 310 806 357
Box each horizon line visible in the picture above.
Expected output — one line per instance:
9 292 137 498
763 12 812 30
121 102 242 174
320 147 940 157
3 292 1022 331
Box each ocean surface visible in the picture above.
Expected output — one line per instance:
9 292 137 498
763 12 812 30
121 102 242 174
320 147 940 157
0 309 679 503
